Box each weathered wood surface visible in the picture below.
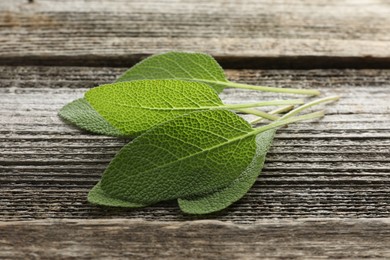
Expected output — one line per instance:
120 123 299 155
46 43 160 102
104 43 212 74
1 0 390 258
1 218 389 259
1 66 389 222
1 0 390 68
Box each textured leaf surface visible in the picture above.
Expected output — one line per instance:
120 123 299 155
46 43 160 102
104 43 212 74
58 52 227 135
88 182 147 208
59 98 123 136
178 129 275 214
97 110 256 204
116 51 228 93
85 79 224 137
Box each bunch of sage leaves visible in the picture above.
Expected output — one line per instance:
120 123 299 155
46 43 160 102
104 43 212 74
59 52 338 214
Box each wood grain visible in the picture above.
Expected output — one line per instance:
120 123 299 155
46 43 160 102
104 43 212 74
1 0 390 68
1 218 389 259
1 1 389 258
1 66 389 222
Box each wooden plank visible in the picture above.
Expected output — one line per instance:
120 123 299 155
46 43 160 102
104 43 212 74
0 66 389 221
1 0 390 68
0 218 389 259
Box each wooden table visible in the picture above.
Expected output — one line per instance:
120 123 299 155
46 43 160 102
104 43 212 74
1 0 389 258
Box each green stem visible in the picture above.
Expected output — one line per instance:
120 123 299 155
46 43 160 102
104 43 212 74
250 105 293 124
281 96 340 119
252 111 325 135
236 108 280 121
270 105 295 115
250 96 339 124
199 80 321 96
222 99 303 110
216 111 325 149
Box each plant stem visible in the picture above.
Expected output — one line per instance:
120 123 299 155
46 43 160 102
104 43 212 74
253 111 325 135
250 96 339 124
250 105 293 124
222 99 304 110
199 80 321 96
269 105 295 115
281 96 340 119
236 108 280 121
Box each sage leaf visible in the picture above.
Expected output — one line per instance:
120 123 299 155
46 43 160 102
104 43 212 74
90 109 324 206
85 79 221 137
93 110 257 205
116 51 227 93
117 51 320 95
59 51 228 134
178 129 275 214
85 79 303 137
59 51 317 136
59 98 122 136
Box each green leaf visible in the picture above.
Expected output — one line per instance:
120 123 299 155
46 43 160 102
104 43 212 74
94 110 257 205
178 129 275 214
85 79 302 137
58 51 319 136
59 98 123 136
90 109 324 206
85 79 222 137
88 181 147 208
117 51 320 95
116 51 227 93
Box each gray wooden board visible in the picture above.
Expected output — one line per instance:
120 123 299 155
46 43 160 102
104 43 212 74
0 66 389 222
0 218 389 259
1 0 390 68
1 0 390 258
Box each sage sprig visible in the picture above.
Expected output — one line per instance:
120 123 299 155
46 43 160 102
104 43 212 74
58 51 339 214
59 51 320 136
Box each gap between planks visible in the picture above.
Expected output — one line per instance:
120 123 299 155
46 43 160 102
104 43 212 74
1 0 390 69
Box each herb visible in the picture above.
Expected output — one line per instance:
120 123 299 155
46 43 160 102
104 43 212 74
57 51 339 214
89 110 256 204
85 79 303 137
116 51 320 95
88 109 324 207
59 51 320 136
